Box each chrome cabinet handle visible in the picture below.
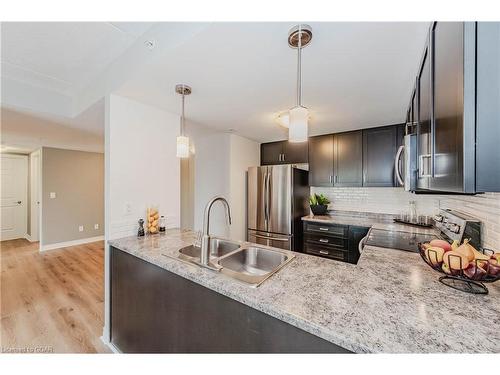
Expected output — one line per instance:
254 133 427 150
319 239 329 243
319 250 329 255
319 227 329 231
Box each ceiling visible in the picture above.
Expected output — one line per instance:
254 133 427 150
117 22 430 142
1 22 154 96
1 107 104 152
1 22 430 144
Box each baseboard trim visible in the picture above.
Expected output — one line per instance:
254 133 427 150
40 236 104 251
100 336 121 353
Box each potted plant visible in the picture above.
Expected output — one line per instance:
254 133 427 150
309 194 330 216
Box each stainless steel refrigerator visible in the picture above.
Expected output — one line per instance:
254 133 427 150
247 165 309 251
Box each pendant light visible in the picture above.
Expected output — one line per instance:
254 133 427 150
288 24 312 143
176 84 192 158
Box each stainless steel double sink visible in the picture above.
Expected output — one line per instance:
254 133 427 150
176 238 295 287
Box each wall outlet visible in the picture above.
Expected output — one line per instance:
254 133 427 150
78 225 84 232
50 192 56 199
94 224 99 230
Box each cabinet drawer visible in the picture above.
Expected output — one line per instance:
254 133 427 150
304 244 348 262
304 223 348 238
304 234 348 250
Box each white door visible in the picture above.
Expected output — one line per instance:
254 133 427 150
1 154 28 241
30 150 41 241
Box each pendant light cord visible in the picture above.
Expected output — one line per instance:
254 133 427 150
181 88 185 136
296 25 302 108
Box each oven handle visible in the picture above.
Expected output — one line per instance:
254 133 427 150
358 235 368 254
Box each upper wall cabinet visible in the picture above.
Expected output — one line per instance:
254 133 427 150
261 140 308 165
362 126 399 187
410 22 500 193
308 134 334 187
333 131 363 187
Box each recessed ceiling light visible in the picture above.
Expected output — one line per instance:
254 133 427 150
145 40 156 50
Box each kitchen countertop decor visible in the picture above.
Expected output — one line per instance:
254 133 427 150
109 229 500 353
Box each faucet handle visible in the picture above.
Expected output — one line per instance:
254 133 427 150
194 230 202 248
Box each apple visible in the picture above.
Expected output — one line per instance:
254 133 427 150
429 239 452 252
425 246 445 267
491 253 500 263
443 251 469 270
463 261 489 280
487 258 500 277
442 262 460 276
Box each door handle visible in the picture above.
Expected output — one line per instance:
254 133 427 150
253 234 289 242
16 201 22 204
395 145 405 186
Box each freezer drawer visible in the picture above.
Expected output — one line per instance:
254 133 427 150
247 230 292 251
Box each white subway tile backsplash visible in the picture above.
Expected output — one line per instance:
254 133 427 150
311 187 500 249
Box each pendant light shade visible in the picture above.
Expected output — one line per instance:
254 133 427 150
287 24 312 143
176 135 190 158
175 84 192 159
289 106 309 142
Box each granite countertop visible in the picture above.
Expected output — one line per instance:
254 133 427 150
109 229 500 353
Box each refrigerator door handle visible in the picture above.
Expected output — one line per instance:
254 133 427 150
252 234 290 242
266 171 272 228
263 171 269 225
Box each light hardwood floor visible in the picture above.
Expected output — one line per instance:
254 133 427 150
1 239 109 353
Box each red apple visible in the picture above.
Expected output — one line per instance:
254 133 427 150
463 260 489 280
487 258 500 277
430 239 452 252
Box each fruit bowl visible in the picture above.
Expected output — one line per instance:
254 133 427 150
418 242 500 294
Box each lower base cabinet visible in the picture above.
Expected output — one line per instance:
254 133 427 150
110 247 350 353
303 222 369 264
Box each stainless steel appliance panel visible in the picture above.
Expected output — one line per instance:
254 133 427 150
247 166 268 232
268 165 292 235
247 229 292 251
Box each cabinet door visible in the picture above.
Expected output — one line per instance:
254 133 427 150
308 135 334 187
416 36 433 190
283 141 308 164
261 142 283 165
333 131 362 186
362 126 398 187
432 22 465 192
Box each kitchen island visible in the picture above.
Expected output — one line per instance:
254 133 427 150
109 229 500 353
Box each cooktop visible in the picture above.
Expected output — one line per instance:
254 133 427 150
365 228 438 253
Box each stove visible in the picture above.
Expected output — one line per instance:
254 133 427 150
365 228 438 252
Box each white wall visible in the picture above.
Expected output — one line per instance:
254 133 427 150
106 94 180 240
311 187 500 249
186 124 260 241
103 94 180 341
229 134 260 241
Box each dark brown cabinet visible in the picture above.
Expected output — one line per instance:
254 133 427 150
334 131 363 187
362 126 398 187
308 134 334 186
111 247 348 353
260 140 308 165
308 126 400 188
303 222 368 264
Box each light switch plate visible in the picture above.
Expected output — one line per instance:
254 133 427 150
78 225 84 232
94 224 99 230
50 192 56 199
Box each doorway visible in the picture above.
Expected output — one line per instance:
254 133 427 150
1 154 28 241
